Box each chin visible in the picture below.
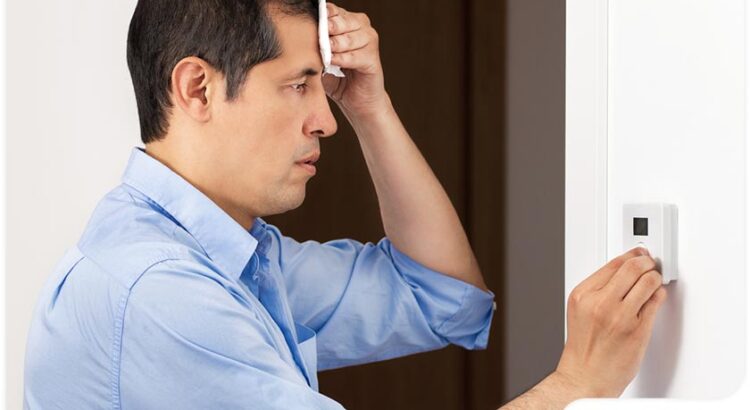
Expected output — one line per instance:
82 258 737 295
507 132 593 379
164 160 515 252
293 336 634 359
265 188 306 216
285 194 306 211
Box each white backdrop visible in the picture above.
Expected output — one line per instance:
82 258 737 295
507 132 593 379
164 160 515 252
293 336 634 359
5 1 139 409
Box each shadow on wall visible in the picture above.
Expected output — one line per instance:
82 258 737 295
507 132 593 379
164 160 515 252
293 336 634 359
636 279 684 397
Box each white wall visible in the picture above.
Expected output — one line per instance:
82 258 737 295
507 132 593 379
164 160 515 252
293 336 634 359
608 0 745 399
566 0 746 404
6 1 139 409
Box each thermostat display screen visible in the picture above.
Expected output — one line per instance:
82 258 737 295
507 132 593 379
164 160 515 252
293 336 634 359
633 217 648 236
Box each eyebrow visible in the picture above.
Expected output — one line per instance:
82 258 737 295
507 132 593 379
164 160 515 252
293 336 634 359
286 67 321 80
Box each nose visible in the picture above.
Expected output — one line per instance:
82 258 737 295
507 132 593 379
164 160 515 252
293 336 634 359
303 90 338 139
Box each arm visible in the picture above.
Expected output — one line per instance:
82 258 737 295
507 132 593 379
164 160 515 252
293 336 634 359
266 221 495 370
347 99 488 291
500 371 596 410
323 3 487 291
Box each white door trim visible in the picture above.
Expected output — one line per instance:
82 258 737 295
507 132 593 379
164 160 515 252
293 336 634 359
565 0 610 324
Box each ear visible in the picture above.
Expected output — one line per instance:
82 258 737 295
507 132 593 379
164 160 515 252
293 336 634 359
170 56 219 123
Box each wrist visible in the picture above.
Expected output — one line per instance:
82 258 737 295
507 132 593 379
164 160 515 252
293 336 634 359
550 370 608 400
340 93 395 127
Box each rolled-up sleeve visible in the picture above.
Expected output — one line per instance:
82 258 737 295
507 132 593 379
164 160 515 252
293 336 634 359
267 224 496 371
388 242 496 350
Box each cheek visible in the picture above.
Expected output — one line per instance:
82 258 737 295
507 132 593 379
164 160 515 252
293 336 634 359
250 132 298 183
216 93 305 177
259 112 305 168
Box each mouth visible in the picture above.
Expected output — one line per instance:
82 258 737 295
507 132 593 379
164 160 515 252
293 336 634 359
297 151 320 166
296 151 320 175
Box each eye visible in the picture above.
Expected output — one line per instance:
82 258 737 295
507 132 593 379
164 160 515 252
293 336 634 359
291 83 308 93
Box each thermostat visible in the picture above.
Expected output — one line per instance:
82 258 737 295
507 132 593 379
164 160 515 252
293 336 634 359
622 203 678 284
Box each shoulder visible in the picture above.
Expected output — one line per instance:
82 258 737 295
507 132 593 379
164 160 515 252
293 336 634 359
76 184 214 288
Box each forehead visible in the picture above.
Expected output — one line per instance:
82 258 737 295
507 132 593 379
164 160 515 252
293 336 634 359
268 12 323 72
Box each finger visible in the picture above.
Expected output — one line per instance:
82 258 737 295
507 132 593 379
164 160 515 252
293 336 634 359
622 270 663 316
327 2 341 17
330 30 371 53
329 14 362 35
330 48 375 71
602 255 658 300
637 287 668 325
577 247 650 292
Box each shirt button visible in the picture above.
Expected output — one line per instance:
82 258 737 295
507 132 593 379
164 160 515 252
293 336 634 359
252 273 259 281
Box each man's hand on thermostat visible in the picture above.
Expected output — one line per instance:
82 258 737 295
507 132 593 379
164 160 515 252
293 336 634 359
555 246 668 398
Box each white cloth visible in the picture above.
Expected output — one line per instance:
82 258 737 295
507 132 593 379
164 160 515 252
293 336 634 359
318 0 345 77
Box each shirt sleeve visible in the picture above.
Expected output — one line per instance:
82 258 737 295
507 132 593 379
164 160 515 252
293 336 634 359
119 258 345 410
265 224 496 371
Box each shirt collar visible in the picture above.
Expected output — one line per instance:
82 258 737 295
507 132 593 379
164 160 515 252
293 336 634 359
121 147 262 280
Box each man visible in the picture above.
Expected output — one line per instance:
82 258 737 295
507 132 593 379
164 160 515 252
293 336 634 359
24 1 667 409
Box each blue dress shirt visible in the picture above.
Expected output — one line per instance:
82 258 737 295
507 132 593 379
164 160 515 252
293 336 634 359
24 147 496 409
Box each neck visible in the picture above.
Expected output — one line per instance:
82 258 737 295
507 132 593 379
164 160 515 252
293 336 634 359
144 144 256 232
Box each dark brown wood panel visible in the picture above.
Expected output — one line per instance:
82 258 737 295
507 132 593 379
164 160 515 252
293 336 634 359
466 0 507 408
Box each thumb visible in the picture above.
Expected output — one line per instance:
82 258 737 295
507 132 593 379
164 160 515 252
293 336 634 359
322 74 344 99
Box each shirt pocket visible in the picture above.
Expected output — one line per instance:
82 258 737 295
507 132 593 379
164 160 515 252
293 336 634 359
294 322 319 391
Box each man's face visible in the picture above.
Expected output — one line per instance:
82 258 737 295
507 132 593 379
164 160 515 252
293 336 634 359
206 11 337 219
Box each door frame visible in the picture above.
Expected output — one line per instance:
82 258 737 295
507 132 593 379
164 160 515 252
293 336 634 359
564 0 609 320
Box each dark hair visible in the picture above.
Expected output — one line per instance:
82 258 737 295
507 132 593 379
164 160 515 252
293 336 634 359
126 0 318 144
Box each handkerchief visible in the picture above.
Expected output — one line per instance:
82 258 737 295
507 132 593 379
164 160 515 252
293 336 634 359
318 0 345 77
